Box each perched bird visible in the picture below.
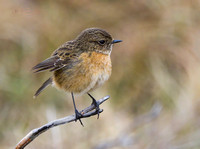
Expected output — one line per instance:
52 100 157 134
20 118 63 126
32 28 122 125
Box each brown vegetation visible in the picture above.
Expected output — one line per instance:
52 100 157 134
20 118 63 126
1 0 200 148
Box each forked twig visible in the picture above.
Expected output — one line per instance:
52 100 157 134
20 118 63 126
15 96 110 149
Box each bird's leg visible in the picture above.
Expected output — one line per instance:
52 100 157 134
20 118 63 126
71 92 84 126
87 93 100 119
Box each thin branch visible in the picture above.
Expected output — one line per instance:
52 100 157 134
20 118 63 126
15 96 110 149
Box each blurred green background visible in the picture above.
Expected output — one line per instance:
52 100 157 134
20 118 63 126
1 0 200 148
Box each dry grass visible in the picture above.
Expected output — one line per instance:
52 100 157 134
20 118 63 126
1 0 200 148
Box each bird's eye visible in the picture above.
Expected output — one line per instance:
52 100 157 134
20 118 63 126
98 40 106 45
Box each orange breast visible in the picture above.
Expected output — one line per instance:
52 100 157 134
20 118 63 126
53 51 112 95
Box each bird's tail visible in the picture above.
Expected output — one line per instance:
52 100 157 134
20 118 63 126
34 77 52 98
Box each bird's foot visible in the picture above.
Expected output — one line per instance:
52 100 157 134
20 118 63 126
91 98 100 119
75 109 84 126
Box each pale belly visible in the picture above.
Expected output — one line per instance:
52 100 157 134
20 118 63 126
80 63 111 95
53 52 112 95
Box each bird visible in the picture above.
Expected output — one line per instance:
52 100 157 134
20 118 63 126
32 28 122 125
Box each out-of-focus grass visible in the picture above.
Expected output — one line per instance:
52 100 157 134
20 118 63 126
1 0 200 148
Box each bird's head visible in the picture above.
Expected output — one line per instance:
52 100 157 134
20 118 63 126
76 28 122 55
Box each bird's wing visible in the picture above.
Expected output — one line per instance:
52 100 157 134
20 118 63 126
32 43 80 73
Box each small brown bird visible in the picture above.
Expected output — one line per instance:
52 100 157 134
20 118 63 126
32 28 122 125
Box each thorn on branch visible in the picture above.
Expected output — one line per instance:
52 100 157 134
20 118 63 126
15 96 110 149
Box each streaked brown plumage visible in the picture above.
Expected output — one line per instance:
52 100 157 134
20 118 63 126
32 28 122 124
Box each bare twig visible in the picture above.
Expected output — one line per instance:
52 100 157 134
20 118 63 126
15 96 110 149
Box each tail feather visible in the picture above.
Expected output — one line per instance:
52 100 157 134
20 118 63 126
34 77 52 98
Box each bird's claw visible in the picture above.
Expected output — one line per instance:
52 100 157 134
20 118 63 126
75 109 84 126
91 98 100 119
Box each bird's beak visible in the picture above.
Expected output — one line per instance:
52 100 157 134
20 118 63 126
111 40 122 44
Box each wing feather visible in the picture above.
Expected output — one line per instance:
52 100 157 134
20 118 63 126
32 41 81 73
33 65 55 73
32 54 79 73
32 56 60 73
